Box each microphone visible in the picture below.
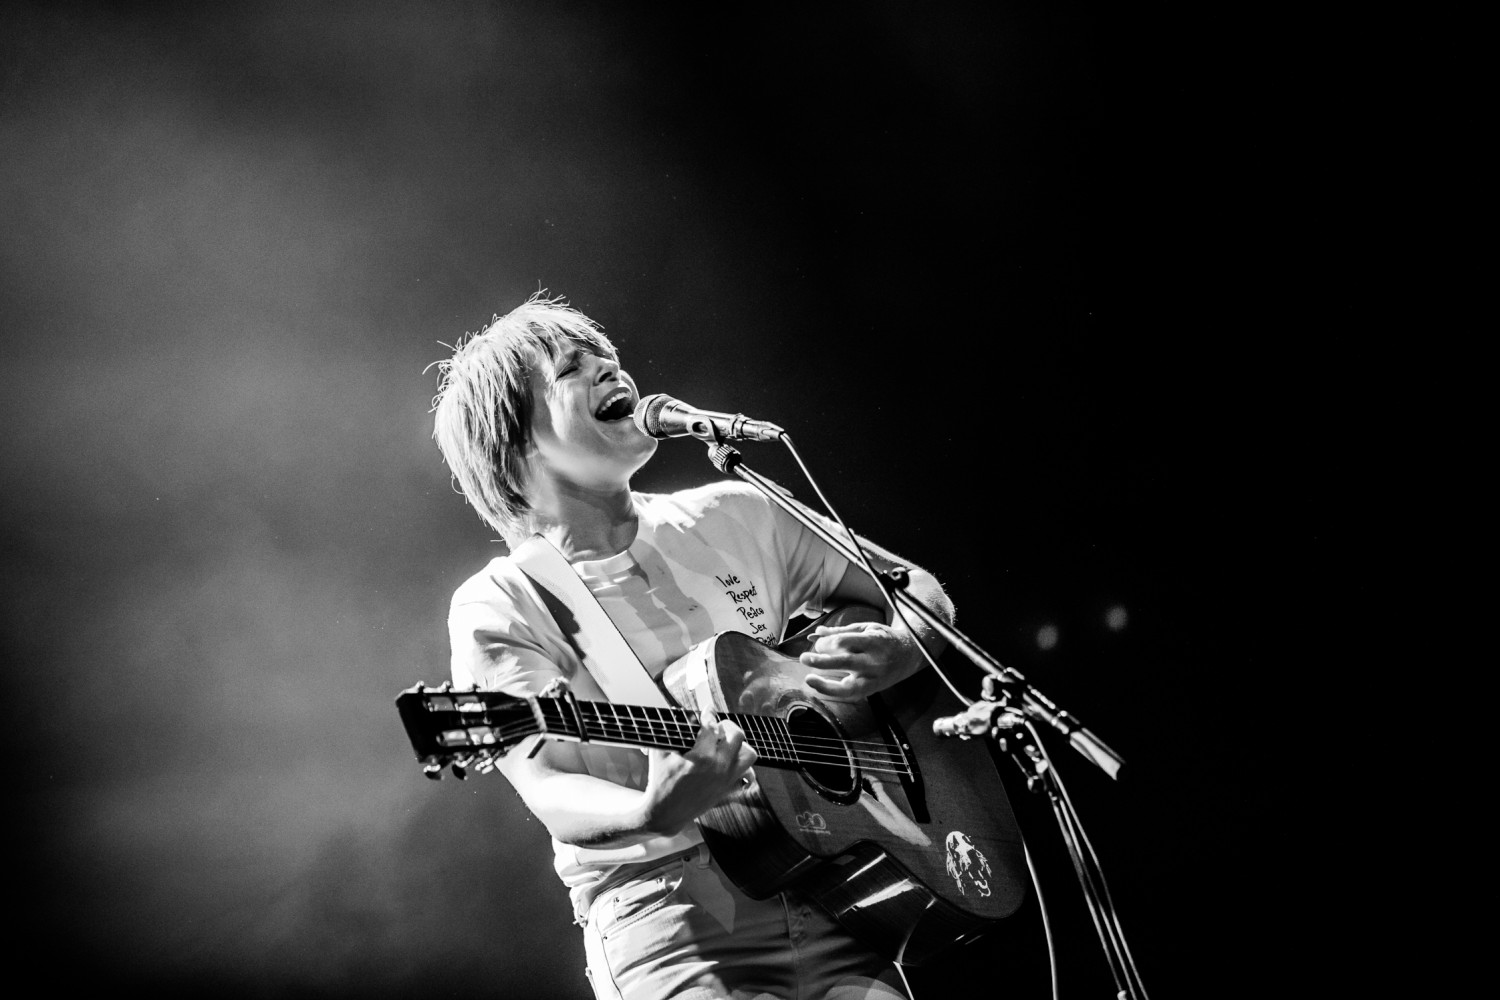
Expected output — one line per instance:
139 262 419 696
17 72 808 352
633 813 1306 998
633 393 785 443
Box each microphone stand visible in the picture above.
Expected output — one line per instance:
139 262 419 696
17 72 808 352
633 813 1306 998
701 438 1149 999
941 680 1150 1000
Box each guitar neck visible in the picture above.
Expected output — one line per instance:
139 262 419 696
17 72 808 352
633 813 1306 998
539 698 803 769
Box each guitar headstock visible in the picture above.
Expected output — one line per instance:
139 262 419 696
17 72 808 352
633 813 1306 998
395 682 538 781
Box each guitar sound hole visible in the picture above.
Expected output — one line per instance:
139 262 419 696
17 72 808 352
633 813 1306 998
786 704 858 802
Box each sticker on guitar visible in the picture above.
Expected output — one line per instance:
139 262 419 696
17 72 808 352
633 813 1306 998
795 811 829 835
944 832 993 898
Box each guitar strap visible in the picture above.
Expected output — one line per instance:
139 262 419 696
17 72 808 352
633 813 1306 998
510 533 671 709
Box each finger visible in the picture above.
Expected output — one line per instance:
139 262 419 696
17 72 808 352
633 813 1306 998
815 632 882 654
692 709 721 752
699 708 721 736
800 650 862 669
713 720 756 776
717 720 745 753
804 670 858 697
807 681 866 702
807 622 875 638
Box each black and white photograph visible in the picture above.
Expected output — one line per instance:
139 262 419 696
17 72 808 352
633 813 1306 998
3 2 1403 997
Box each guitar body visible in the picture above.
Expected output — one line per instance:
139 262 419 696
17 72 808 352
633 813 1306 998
661 607 1028 966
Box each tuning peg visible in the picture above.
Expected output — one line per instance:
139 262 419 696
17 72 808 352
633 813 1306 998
451 754 475 780
423 763 444 781
439 680 454 693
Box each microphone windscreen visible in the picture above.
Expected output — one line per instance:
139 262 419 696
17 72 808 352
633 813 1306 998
633 393 673 438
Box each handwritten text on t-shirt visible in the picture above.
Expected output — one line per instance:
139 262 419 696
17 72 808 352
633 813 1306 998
714 572 770 640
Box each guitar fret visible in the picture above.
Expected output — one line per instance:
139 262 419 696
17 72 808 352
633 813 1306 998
672 706 696 750
750 716 774 761
580 702 697 752
743 713 790 766
759 715 781 764
776 717 798 766
737 713 758 757
740 713 760 758
641 705 667 749
541 698 579 740
650 705 674 750
744 714 767 760
670 707 693 750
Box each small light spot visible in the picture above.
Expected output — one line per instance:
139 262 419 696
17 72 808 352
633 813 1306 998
1105 606 1129 631
1036 624 1058 650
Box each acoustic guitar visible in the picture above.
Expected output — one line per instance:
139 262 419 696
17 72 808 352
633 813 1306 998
396 605 1027 966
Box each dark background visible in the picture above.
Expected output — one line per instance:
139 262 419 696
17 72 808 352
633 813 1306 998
2 1 1391 997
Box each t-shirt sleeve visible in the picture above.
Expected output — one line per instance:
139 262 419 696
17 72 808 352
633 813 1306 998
765 491 854 619
448 569 569 698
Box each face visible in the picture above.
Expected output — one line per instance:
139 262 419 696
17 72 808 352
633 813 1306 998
524 343 657 491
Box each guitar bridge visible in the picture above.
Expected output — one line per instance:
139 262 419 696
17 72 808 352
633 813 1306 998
870 692 927 823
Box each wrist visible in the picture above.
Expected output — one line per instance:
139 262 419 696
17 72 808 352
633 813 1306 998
637 788 689 838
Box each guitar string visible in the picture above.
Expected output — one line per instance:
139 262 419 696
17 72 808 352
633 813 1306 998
580 705 904 754
442 701 907 759
498 702 906 769
456 701 912 770
577 708 907 761
465 736 911 776
573 722 900 773
483 711 913 775
503 705 908 760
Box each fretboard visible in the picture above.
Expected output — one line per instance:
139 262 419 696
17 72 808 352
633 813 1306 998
534 698 807 769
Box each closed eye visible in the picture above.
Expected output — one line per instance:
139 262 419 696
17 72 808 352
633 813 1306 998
554 348 587 380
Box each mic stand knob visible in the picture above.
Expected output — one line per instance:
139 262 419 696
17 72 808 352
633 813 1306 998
707 441 741 474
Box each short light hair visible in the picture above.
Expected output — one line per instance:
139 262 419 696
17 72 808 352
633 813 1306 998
431 292 618 543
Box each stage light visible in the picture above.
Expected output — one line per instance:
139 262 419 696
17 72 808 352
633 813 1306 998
1105 605 1129 631
1036 624 1058 650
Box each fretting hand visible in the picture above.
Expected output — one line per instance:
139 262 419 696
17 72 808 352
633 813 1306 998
639 709 757 836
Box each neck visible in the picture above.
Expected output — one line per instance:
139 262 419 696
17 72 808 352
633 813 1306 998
527 480 638 561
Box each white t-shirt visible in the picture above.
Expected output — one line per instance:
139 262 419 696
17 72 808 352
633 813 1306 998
447 481 851 915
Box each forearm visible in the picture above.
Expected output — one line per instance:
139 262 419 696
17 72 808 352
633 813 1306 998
888 568 953 672
502 726 753 849
807 547 958 698
516 768 662 850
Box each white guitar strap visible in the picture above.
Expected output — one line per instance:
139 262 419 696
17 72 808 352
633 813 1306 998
510 534 670 708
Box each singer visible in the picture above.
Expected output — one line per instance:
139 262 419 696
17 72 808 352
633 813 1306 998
430 292 953 1000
